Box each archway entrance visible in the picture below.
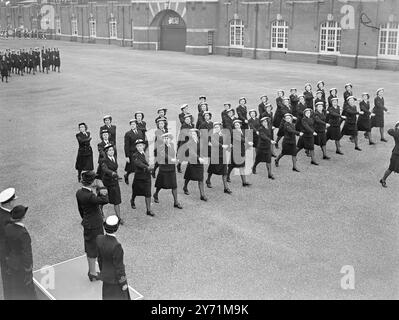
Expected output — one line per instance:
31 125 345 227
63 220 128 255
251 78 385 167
159 10 186 52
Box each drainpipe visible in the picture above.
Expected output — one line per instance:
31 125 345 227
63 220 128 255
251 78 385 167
354 1 363 69
253 3 259 59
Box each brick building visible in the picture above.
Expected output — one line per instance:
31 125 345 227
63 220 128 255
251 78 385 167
1 0 399 70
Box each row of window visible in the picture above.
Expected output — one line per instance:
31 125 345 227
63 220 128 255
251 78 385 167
230 19 399 57
56 18 117 39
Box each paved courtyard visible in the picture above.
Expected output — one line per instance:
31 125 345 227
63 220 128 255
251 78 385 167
0 39 398 299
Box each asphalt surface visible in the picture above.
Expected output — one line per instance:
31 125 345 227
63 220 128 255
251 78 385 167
0 39 398 299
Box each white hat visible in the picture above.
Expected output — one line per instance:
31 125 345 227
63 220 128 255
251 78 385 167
376 88 384 94
0 188 17 204
180 104 189 110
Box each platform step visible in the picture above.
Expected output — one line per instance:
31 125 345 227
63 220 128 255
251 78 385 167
317 54 338 66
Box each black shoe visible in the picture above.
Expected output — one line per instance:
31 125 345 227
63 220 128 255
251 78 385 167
274 160 279 168
153 194 159 203
268 175 275 180
355 147 362 151
292 167 300 172
381 138 388 142
252 167 257 174
88 272 100 282
174 203 183 209
146 211 155 217
369 141 375 145
311 161 319 166
183 187 190 195
224 188 232 194
177 164 182 173
323 155 331 160
206 180 212 188
131 202 136 209
379 179 387 188
124 174 129 185
336 150 344 155
242 183 251 187
200 196 208 201
275 143 279 149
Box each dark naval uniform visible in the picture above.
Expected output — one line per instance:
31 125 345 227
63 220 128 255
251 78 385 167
124 128 145 174
0 206 12 299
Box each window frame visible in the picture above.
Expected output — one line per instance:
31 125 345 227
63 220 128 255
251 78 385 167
378 22 399 59
319 21 341 54
71 18 78 36
229 19 244 48
109 19 117 39
271 20 288 51
55 17 61 35
89 18 96 38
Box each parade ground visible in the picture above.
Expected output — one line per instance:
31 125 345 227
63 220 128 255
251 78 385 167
0 39 398 300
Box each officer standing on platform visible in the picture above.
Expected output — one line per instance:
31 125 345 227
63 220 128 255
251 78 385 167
0 188 17 300
96 215 131 300
5 205 37 300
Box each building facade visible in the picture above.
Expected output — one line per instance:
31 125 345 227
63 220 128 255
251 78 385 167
1 0 399 70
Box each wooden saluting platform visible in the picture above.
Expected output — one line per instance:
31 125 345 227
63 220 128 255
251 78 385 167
33 255 144 300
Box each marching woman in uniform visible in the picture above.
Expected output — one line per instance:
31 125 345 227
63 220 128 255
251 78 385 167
196 103 208 129
341 96 362 151
303 83 314 110
343 83 353 110
296 108 319 165
198 96 207 113
221 103 232 125
275 113 303 172
316 81 326 106
97 129 113 179
295 95 306 132
258 95 269 118
227 120 253 186
262 103 277 157
252 117 276 178
0 55 8 83
100 115 117 144
371 88 389 143
314 102 330 160
328 88 338 108
236 97 249 129
290 88 299 116
327 97 345 155
179 104 193 125
123 119 145 185
379 121 399 188
96 215 131 300
357 93 375 145
54 48 61 73
155 108 168 129
131 139 154 216
153 117 168 174
183 129 208 201
135 111 147 135
177 114 194 173
248 109 260 149
153 133 183 209
273 90 285 139
76 123 94 183
314 90 325 112
274 97 292 149
206 122 231 194
101 144 123 224
223 108 237 132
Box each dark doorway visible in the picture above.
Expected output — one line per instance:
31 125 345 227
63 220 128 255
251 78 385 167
160 10 186 52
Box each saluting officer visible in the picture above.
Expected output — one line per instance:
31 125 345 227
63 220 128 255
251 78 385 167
0 188 18 300
5 205 37 300
96 215 130 300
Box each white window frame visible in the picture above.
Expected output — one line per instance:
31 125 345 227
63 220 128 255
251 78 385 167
271 20 288 50
71 18 78 36
89 19 96 38
109 19 117 39
319 21 341 53
229 19 244 48
378 22 399 59
55 17 61 35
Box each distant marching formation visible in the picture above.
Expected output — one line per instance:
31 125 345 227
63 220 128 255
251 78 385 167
75 82 399 222
0 46 61 83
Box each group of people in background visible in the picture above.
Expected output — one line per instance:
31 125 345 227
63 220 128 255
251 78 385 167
0 46 61 83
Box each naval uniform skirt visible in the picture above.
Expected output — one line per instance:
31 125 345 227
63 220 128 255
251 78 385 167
102 283 131 300
341 123 358 136
327 125 341 141
255 148 271 164
282 140 297 156
132 177 152 197
371 115 384 128
184 163 204 181
155 167 177 189
75 153 94 171
297 135 314 150
314 131 327 146
106 183 121 205
207 163 228 176
357 116 371 132
389 154 399 173
84 227 104 258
